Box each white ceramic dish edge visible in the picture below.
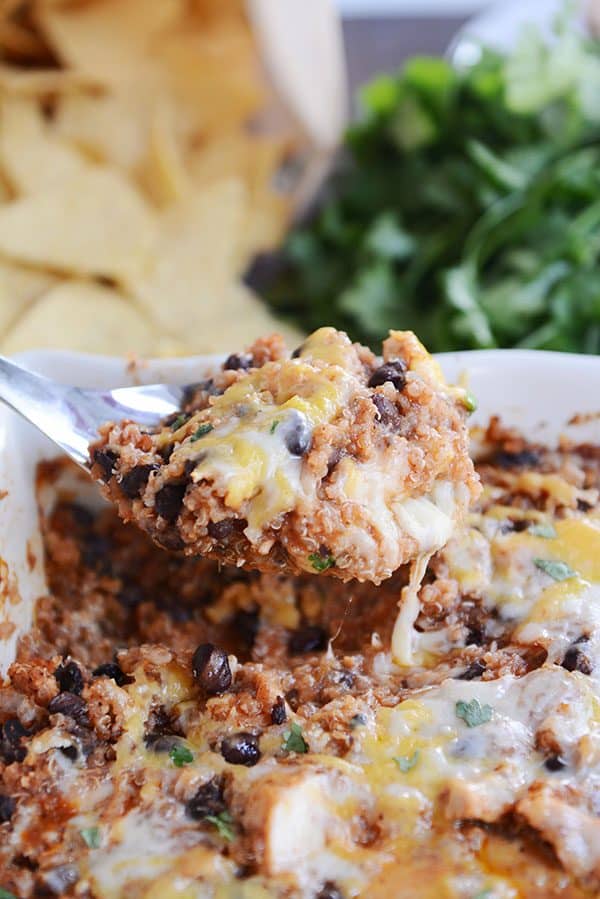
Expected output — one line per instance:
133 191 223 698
1 347 599 674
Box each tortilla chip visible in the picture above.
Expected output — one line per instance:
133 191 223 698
53 89 150 170
0 259 57 333
0 95 89 193
173 281 304 353
138 100 189 207
1 281 159 355
133 177 247 335
0 167 158 282
36 0 184 85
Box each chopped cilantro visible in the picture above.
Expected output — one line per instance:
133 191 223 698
308 552 336 572
472 890 493 899
394 750 419 772
455 698 493 728
0 890 17 899
462 391 478 414
169 743 194 767
205 810 235 842
170 413 188 431
270 419 281 434
528 522 557 539
191 423 213 442
282 721 309 754
350 713 368 729
80 826 101 849
534 558 576 581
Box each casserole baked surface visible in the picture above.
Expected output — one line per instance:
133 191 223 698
1 420 600 897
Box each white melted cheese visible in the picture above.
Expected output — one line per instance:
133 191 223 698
359 667 600 825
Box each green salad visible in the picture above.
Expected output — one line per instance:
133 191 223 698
266 13 600 353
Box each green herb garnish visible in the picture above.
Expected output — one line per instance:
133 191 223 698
462 391 478 413
270 419 281 434
282 721 309 754
455 698 493 728
394 750 419 772
80 826 101 849
534 558 576 581
528 522 557 539
191 423 213 442
308 552 336 572
205 811 235 842
0 889 18 899
472 889 493 899
170 413 188 432
169 744 194 767
266 19 600 355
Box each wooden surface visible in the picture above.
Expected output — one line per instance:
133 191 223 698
343 15 468 93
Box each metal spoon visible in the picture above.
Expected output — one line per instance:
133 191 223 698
0 355 185 468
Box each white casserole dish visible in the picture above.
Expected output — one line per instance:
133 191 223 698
1 347 599 674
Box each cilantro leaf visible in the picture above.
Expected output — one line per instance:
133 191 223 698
80 826 101 849
528 522 557 539
265 20 600 357
270 419 281 434
205 811 235 842
191 423 213 442
394 750 419 772
169 744 193 767
534 558 577 581
472 890 493 899
455 698 493 728
170 413 188 432
0 889 17 899
282 721 309 754
308 552 336 572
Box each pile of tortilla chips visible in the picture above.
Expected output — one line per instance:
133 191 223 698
0 0 304 355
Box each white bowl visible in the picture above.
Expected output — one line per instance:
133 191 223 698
1 347 599 673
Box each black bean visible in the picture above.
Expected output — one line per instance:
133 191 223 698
221 732 261 767
0 793 16 822
458 660 486 681
119 464 158 499
465 626 486 647
155 482 187 522
232 608 259 649
368 360 407 391
192 643 232 695
493 449 540 469
333 669 354 688
271 696 287 725
145 733 181 753
0 718 27 764
186 777 226 820
92 662 132 687
92 448 118 480
207 517 239 542
116 584 146 609
291 344 304 358
561 646 593 675
224 352 253 371
577 498 593 512
544 754 567 772
289 625 328 655
282 413 312 456
316 882 344 899
372 394 402 430
59 745 79 762
47 692 89 727
54 660 84 695
82 534 113 573
69 504 94 527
